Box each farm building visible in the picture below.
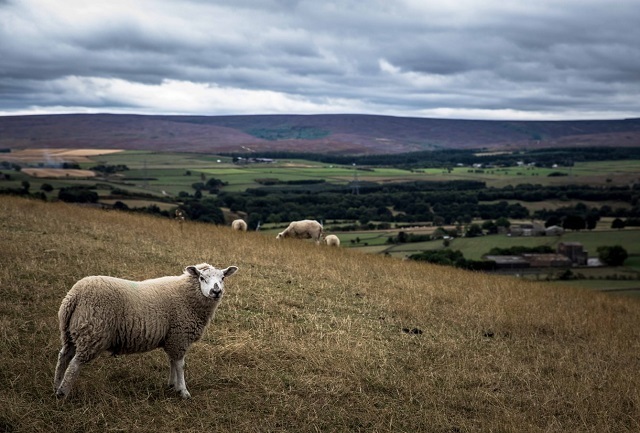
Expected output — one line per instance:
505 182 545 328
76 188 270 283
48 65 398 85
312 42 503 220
521 254 573 268
545 225 564 236
557 242 588 266
484 255 531 269
508 222 545 237
484 253 572 269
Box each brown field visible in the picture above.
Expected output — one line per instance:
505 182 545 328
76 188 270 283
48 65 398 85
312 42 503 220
1 196 639 432
2 148 123 163
21 168 96 178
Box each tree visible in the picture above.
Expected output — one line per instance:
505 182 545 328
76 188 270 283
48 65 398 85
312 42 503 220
597 246 628 266
113 201 129 210
563 215 586 231
545 215 562 228
465 223 483 238
586 213 599 230
40 183 54 192
611 218 626 230
482 220 498 234
495 217 511 229
58 186 98 203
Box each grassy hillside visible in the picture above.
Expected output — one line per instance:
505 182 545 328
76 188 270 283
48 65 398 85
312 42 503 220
1 196 639 432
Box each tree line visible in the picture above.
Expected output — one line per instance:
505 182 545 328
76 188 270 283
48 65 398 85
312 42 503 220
221 146 640 169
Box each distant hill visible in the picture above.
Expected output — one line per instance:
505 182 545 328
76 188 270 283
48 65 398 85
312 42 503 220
1 113 640 155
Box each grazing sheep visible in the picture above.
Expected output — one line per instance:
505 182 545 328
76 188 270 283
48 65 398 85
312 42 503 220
276 219 323 244
53 263 239 399
324 234 340 247
231 219 247 231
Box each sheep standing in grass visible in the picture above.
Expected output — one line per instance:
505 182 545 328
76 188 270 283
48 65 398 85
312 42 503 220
231 219 247 231
276 219 323 244
324 234 340 247
53 263 239 399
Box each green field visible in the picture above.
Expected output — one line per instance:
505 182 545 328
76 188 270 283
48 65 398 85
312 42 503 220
5 150 640 198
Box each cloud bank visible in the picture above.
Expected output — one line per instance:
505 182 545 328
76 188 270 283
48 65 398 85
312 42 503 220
1 0 639 120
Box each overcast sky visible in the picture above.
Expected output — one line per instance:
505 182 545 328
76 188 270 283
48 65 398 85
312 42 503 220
1 0 639 120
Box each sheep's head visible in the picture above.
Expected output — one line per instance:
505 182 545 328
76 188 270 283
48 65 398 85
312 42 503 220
186 263 239 299
276 232 284 240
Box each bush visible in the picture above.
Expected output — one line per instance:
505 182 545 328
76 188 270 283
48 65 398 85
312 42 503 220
597 245 628 266
58 186 99 203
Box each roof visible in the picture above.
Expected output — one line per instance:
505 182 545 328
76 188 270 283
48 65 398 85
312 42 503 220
484 255 530 265
558 241 583 246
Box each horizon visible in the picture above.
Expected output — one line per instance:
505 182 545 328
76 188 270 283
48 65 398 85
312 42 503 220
1 111 639 123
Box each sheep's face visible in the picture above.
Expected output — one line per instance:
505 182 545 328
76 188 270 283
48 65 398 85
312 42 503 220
276 232 284 240
186 264 239 300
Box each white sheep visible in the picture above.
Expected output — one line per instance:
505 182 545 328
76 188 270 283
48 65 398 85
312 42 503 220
53 263 239 399
276 219 323 244
231 219 247 231
324 234 340 247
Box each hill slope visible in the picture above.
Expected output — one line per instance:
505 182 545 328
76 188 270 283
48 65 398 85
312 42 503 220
1 196 639 432
2 113 640 154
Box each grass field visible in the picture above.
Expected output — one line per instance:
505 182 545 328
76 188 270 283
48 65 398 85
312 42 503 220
1 196 640 432
3 149 640 196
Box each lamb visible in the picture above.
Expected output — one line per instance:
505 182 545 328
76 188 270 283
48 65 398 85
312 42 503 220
324 234 340 247
231 219 247 231
53 263 239 399
276 219 323 244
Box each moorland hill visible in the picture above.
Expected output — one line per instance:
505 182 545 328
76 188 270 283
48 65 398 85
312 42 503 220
2 113 640 154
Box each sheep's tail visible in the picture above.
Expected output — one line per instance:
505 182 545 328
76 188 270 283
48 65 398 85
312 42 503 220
58 292 78 345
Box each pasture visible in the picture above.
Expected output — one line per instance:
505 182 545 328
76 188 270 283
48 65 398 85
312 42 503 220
1 196 640 432
3 149 640 200
102 151 640 189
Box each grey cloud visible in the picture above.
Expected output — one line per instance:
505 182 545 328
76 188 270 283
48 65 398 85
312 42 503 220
1 0 639 119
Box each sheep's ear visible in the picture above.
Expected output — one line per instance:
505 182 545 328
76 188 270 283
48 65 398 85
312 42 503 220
186 266 200 277
223 266 238 277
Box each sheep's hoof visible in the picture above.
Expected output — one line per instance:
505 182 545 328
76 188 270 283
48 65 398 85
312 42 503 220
179 389 191 399
55 389 66 399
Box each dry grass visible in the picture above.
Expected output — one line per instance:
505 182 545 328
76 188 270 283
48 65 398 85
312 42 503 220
21 168 96 178
1 196 639 432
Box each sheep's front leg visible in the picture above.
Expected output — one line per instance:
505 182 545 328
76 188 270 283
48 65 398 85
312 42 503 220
53 342 75 392
168 357 191 399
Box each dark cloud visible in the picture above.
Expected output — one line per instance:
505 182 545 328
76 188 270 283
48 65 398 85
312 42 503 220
0 0 639 119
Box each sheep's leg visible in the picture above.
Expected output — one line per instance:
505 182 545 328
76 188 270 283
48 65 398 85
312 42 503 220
55 350 99 399
53 342 75 391
55 355 83 399
168 357 191 399
167 357 177 388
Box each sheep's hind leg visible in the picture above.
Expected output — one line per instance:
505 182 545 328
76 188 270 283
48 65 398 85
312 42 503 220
168 357 191 399
55 351 98 399
53 342 75 392
55 355 83 399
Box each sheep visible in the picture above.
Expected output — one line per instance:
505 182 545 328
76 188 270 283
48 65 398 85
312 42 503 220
324 234 340 247
53 263 238 399
231 219 247 231
276 219 323 244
